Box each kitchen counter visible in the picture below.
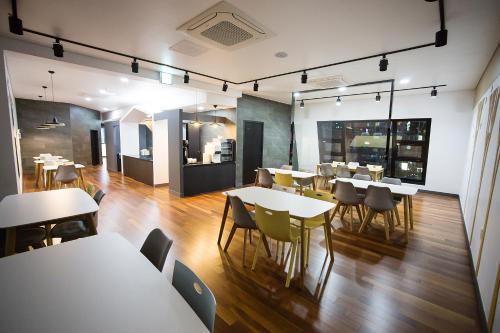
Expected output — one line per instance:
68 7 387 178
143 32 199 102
123 155 154 186
183 161 235 196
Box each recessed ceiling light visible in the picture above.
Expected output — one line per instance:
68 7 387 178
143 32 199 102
399 78 410 84
198 106 204 111
102 107 109 111
85 97 92 101
99 89 107 94
338 86 347 92
120 77 129 83
293 92 300 97
274 51 288 58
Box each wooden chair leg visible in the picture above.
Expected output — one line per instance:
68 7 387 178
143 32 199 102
251 232 263 270
261 234 272 257
285 240 298 288
305 229 311 267
349 205 354 232
359 208 374 233
383 212 391 241
329 203 341 224
355 205 364 231
248 229 252 244
394 206 401 225
340 205 348 220
242 229 248 266
223 224 238 252
389 210 395 232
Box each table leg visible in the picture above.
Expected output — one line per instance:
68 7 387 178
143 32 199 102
45 223 53 246
324 211 334 262
5 228 16 256
403 195 409 243
77 169 86 190
312 177 316 191
299 217 306 288
217 196 230 245
299 184 303 195
47 170 53 190
35 163 41 187
409 196 414 229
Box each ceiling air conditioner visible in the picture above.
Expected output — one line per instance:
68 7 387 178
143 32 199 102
177 1 274 51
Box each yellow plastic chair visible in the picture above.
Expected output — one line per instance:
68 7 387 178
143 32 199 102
275 172 294 188
300 189 335 266
251 204 300 288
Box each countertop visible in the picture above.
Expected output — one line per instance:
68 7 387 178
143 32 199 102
122 154 153 162
183 161 235 167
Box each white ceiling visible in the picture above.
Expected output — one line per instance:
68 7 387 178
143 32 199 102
1 0 499 104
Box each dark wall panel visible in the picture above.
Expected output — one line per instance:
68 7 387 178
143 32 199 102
70 104 101 166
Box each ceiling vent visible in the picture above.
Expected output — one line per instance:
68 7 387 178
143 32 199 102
169 39 209 57
177 1 274 51
308 75 349 89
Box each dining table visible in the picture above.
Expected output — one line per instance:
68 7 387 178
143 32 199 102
0 188 98 256
329 178 417 242
34 158 68 188
0 233 209 333
257 167 317 194
218 186 335 287
43 163 86 190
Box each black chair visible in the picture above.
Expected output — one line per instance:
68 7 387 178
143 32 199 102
15 227 47 253
50 190 105 242
172 260 216 333
140 228 173 272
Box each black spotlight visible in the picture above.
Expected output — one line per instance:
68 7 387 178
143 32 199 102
435 29 448 47
253 80 259 92
184 71 190 84
8 14 23 35
300 100 304 108
379 55 388 71
52 38 64 58
222 81 228 92
301 71 308 84
431 87 438 98
131 58 139 73
375 93 381 102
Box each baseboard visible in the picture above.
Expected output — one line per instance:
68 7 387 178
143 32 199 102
418 189 459 197
458 198 489 333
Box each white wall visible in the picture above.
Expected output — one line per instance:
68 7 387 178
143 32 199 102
295 90 474 194
153 119 169 185
119 122 139 172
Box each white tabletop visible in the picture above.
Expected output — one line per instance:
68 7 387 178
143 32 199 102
329 178 418 196
0 233 209 333
265 168 317 179
33 155 63 160
224 186 335 219
43 163 84 171
0 188 98 228
34 159 69 164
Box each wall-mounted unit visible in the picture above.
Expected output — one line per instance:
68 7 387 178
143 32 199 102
177 1 274 51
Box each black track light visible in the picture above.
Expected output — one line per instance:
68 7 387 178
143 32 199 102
379 55 388 71
375 92 381 102
184 71 190 84
222 81 228 92
52 38 64 58
435 29 448 47
301 71 308 84
336 96 342 106
8 14 23 35
131 58 139 73
300 100 304 108
253 80 259 92
431 86 437 98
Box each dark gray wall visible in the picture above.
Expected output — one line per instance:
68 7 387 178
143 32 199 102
139 124 152 151
16 98 100 173
103 121 120 172
236 95 291 186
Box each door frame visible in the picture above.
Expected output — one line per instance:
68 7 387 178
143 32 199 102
242 120 264 185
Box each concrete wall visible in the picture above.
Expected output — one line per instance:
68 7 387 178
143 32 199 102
235 94 291 186
16 98 100 173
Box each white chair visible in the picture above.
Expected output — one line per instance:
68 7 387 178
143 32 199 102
347 162 360 169
367 164 382 170
332 161 345 167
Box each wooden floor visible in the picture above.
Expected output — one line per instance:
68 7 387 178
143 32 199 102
23 165 483 333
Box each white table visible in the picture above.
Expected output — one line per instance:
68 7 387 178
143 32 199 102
260 168 317 194
218 186 335 287
0 233 209 333
329 178 418 242
33 155 62 160
0 188 98 255
43 163 86 190
34 158 68 187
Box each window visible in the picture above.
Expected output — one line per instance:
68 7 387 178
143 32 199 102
317 118 431 184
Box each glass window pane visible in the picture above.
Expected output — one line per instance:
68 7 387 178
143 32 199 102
394 161 424 180
396 144 423 158
345 120 388 167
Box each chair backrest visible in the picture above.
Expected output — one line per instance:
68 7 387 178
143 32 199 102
381 177 402 185
319 163 335 177
257 168 273 188
303 189 334 203
364 185 395 211
91 190 106 224
280 164 293 170
172 260 216 333
347 162 359 168
352 174 372 181
140 228 173 272
54 164 78 182
331 161 345 167
275 172 294 187
367 164 382 169
334 180 360 204
355 166 370 175
272 183 296 194
336 165 351 178
254 204 294 242
229 195 256 229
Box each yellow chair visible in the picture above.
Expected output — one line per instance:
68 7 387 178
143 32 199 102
299 189 335 266
252 204 300 288
275 172 294 188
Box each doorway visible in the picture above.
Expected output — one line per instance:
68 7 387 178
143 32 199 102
242 121 264 185
90 129 100 165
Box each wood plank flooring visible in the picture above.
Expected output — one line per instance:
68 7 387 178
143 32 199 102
23 165 483 333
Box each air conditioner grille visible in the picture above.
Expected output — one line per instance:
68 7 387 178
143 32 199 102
200 20 253 46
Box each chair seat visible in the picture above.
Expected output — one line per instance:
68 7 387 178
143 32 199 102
50 220 88 239
291 217 325 229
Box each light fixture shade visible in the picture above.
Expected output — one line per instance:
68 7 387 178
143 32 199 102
253 81 259 92
336 97 342 106
431 87 437 98
299 100 304 108
379 55 388 71
131 59 139 73
53 39 64 58
301 71 308 84
45 116 65 127
222 81 228 92
375 93 381 102
37 125 52 130
184 72 190 84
